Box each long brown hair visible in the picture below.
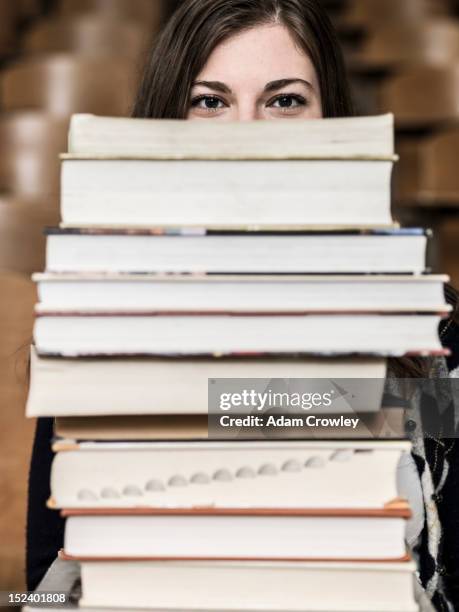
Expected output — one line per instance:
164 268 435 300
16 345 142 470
132 0 354 119
133 0 457 377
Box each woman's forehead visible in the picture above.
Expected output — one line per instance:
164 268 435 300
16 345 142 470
195 23 319 91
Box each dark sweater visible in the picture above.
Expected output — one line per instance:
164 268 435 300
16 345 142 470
26 319 459 598
26 416 64 591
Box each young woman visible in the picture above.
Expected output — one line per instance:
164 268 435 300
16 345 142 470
27 0 459 609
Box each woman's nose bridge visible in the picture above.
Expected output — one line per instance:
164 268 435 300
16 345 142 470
233 101 262 121
227 87 264 121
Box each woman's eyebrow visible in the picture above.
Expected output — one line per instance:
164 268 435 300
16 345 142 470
264 78 313 92
193 80 232 94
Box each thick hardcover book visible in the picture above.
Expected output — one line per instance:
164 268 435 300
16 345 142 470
53 408 406 441
27 348 387 417
33 311 447 357
48 440 410 510
68 113 395 159
25 556 428 612
25 556 421 612
44 227 429 275
59 157 394 228
68 559 419 612
61 508 410 562
33 273 449 313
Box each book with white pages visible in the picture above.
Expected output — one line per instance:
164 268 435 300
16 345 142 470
68 113 395 159
48 440 410 510
52 410 407 441
33 274 449 313
60 157 394 228
62 508 410 562
25 556 426 611
44 228 429 275
33 312 446 357
66 559 420 612
26 348 388 417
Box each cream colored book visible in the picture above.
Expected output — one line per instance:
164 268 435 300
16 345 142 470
26 348 387 417
25 556 424 612
54 410 405 441
59 157 395 228
62 509 410 562
68 113 395 160
49 440 410 510
76 560 417 611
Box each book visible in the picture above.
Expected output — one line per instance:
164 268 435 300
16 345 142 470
62 508 410 562
26 348 387 417
76 559 418 611
68 113 395 159
53 409 407 441
34 273 449 313
44 228 429 274
25 556 425 612
48 440 410 510
33 312 446 357
60 157 394 228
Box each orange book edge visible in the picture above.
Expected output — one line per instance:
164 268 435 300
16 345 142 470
58 499 411 520
59 549 412 564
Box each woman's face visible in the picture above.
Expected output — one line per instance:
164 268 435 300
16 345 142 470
187 23 322 121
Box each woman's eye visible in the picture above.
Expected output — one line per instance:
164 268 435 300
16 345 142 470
191 95 227 111
268 94 307 110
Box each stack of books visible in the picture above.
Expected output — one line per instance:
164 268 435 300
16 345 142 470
26 113 449 611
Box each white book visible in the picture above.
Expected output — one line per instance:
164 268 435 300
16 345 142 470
60 157 394 228
24 558 433 612
33 313 445 357
63 512 408 562
49 440 410 510
33 274 449 313
26 348 387 417
45 229 428 274
77 559 417 611
68 114 395 159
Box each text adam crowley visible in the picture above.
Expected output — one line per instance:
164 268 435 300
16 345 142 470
219 415 360 428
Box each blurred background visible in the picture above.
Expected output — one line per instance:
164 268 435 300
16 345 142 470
0 0 458 593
